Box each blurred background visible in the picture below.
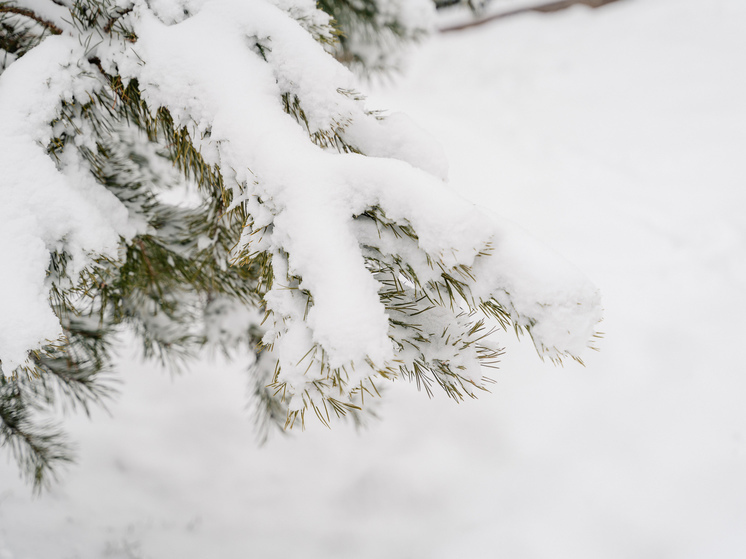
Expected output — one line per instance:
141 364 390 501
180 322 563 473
2 0 745 557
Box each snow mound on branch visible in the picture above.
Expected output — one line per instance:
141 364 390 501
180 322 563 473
0 37 138 374
474 219 602 359
343 111 450 180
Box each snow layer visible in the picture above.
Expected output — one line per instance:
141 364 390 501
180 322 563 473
0 38 137 373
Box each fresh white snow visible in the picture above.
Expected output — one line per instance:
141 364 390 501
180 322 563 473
0 37 139 372
1 0 745 556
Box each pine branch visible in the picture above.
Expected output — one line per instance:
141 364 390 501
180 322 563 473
0 377 74 492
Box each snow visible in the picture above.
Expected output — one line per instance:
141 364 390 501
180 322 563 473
0 37 138 373
2 0 745 556
343 111 450 180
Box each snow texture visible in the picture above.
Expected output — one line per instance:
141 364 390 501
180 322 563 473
0 38 138 372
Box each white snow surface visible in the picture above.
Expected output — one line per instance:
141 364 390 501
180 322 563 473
2 0 746 556
0 38 138 372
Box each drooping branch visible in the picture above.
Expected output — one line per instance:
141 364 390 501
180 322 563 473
0 5 63 34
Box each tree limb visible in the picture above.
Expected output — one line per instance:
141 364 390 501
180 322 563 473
0 5 63 35
440 0 623 33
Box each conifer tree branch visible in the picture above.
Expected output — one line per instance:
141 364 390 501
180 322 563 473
0 5 63 34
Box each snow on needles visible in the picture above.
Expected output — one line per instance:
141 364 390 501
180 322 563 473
0 37 137 374
0 0 601 384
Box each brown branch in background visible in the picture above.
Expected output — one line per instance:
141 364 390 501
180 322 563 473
103 6 132 34
440 0 622 33
530 0 622 12
0 5 63 34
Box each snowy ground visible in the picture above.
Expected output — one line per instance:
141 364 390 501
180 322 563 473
2 0 746 557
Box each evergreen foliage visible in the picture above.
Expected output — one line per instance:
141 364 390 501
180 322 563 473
0 0 601 490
